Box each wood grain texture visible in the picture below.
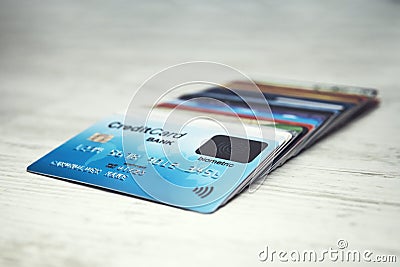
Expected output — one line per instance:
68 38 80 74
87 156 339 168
0 1 399 266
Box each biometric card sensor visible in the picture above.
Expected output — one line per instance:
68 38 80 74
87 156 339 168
195 135 268 163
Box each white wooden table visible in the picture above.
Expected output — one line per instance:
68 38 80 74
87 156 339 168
0 1 399 266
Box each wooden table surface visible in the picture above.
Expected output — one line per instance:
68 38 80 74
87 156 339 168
1 1 399 266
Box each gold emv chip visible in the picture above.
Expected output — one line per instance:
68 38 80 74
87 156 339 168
88 133 114 143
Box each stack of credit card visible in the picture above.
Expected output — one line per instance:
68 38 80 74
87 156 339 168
27 79 379 213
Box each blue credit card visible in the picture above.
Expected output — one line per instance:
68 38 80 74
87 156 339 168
27 112 291 213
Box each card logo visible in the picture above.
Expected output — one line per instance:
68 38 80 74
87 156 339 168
108 121 187 139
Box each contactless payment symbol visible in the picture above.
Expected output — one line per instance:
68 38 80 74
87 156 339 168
193 186 214 198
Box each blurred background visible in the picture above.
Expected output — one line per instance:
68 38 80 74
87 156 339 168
1 0 399 119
